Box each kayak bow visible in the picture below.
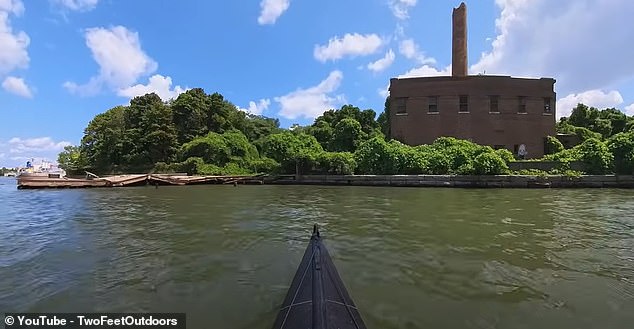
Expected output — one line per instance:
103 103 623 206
271 224 367 329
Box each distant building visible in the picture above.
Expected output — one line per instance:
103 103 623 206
388 2 556 158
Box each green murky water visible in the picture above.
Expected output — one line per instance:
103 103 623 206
1 177 633 328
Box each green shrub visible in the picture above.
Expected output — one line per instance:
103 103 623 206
354 137 392 174
473 152 509 175
607 132 634 174
317 152 356 175
574 126 602 142
545 136 565 154
425 150 452 174
495 148 516 164
178 157 205 175
576 138 613 174
249 157 281 174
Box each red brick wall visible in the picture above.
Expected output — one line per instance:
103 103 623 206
389 75 556 158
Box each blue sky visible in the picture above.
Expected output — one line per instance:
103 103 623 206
1 0 633 167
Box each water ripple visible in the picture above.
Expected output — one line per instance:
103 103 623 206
1 181 633 328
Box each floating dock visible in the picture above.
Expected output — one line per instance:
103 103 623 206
17 173 268 189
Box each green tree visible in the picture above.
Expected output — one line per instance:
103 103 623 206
171 88 210 144
180 132 231 165
261 132 323 173
316 152 356 175
577 138 613 174
242 114 281 142
307 120 334 149
331 118 366 152
377 96 390 139
57 145 84 173
607 132 634 174
599 108 628 136
129 93 179 166
80 105 126 173
568 103 600 129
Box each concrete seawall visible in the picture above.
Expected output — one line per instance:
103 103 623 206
269 175 634 188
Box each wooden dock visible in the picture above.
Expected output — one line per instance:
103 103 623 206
16 173 269 189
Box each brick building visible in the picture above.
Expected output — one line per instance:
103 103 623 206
388 2 556 158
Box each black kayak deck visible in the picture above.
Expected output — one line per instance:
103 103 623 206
271 225 367 329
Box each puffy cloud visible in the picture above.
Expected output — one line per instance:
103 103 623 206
117 74 186 101
2 76 32 97
7 137 70 154
389 0 417 20
238 99 271 115
0 137 70 167
52 0 98 11
314 33 383 62
376 64 451 98
398 38 435 64
399 39 417 59
470 0 634 96
257 0 290 25
0 0 29 75
556 90 624 119
367 49 395 73
625 103 634 116
64 26 158 95
0 0 24 14
274 70 345 120
399 64 451 78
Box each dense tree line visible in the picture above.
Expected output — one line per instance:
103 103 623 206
1 167 16 175
58 91 634 176
545 103 634 174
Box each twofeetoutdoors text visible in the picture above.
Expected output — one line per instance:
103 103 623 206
3 313 186 329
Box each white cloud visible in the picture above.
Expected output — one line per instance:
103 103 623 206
314 33 383 62
2 76 31 97
64 26 158 95
238 99 271 115
378 83 389 99
8 137 70 154
0 135 67 169
398 38 435 64
399 39 417 59
556 90 624 119
274 70 345 120
367 49 395 73
0 0 24 14
399 64 451 78
624 103 634 116
470 0 634 96
389 0 417 20
377 64 451 98
257 0 290 25
0 1 29 75
53 0 98 11
117 74 186 101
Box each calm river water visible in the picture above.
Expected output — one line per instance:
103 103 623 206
1 176 633 328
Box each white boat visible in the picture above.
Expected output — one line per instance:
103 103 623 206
17 159 66 179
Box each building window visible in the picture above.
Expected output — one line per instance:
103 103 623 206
394 97 407 114
493 145 505 150
489 95 499 113
428 96 438 113
459 95 469 113
543 97 552 114
518 96 527 113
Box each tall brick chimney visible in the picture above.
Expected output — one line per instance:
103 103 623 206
452 2 468 77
